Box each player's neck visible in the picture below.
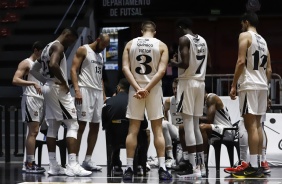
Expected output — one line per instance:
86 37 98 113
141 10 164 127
247 27 257 33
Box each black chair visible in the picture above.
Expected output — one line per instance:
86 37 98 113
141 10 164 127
206 120 240 171
105 119 148 177
35 123 67 167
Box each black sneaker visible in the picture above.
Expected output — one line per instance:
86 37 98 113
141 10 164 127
172 160 191 171
232 163 264 178
158 167 172 180
113 166 123 176
176 160 199 179
25 161 46 174
123 167 133 180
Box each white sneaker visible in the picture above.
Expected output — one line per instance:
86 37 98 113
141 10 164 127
147 156 159 167
146 162 151 171
48 164 66 175
22 162 26 172
193 167 202 178
82 160 102 171
65 163 92 176
200 164 206 177
165 158 176 169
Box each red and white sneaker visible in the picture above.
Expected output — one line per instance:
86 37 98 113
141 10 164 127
224 160 249 174
261 161 271 174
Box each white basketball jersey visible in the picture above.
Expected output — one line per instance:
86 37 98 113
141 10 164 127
178 34 208 81
205 93 232 127
129 37 161 83
40 40 68 84
238 31 269 91
78 44 103 90
22 58 44 99
169 96 183 126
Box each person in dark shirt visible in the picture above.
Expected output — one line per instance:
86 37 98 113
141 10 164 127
102 78 149 176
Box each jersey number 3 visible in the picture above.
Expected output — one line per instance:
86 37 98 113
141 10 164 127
135 54 152 75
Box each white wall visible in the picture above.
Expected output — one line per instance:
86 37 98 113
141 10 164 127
35 96 282 167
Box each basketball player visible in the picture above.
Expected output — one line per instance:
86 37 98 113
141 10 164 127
30 27 92 176
199 92 234 176
170 18 211 178
162 78 182 168
229 12 272 178
122 21 172 180
70 33 110 171
12 41 45 173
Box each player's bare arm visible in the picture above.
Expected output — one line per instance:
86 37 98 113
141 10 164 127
71 46 86 105
49 43 69 93
266 52 272 83
170 36 190 69
12 59 42 95
122 40 141 92
199 96 216 124
143 41 169 93
230 32 250 100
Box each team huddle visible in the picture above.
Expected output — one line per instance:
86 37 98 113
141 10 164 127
13 11 272 180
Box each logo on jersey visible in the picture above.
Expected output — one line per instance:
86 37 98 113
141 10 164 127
34 111 38 116
81 111 86 117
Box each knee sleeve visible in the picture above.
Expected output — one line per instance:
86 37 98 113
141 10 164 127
193 116 203 145
182 114 196 146
46 119 61 138
162 120 172 147
63 119 79 139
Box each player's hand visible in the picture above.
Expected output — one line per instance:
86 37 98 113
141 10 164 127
229 86 237 100
75 89 82 105
33 83 42 95
133 88 150 99
56 80 69 94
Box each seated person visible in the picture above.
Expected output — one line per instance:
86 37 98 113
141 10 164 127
174 92 233 177
102 78 150 176
162 78 182 168
199 92 234 165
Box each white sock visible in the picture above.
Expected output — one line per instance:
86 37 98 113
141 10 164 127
84 155 91 162
27 155 35 163
183 151 189 160
188 153 197 168
48 152 57 166
159 157 166 171
250 154 258 168
68 153 77 166
126 158 133 170
261 148 266 162
166 150 173 159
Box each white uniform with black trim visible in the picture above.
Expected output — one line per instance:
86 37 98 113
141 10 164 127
238 31 269 115
169 96 183 126
76 44 104 123
40 40 77 120
177 34 208 116
126 37 163 120
205 94 233 139
21 58 44 123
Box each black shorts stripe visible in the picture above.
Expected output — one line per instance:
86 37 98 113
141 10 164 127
177 92 184 113
25 102 33 122
59 100 73 119
242 93 248 116
217 109 230 122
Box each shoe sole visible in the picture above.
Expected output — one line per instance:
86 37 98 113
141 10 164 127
177 174 202 179
25 170 45 174
83 167 102 171
48 172 66 176
232 173 264 178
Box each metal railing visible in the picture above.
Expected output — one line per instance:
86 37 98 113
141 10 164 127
206 73 282 104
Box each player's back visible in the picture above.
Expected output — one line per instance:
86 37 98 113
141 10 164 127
178 34 208 81
40 40 68 84
238 31 268 91
129 37 160 83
